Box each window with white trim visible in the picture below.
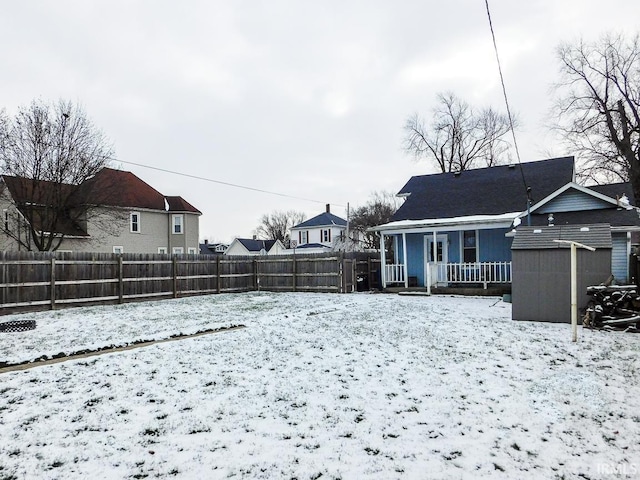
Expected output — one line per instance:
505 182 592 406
188 247 197 254
299 230 308 244
463 230 477 263
158 247 167 254
113 246 124 254
130 212 140 233
172 214 183 234
321 229 331 243
173 247 184 254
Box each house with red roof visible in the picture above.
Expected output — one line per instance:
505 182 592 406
0 167 201 254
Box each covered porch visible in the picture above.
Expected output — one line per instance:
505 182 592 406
376 216 516 292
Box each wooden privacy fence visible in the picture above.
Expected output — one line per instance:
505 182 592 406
0 251 381 314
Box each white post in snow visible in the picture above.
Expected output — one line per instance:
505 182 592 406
380 233 387 289
553 239 596 342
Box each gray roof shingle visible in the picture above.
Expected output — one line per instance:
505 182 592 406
392 157 575 221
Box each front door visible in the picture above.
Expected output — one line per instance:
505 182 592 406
424 234 448 286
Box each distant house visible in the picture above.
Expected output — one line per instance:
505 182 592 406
199 240 228 255
370 156 640 289
224 238 286 256
290 204 347 251
0 167 201 254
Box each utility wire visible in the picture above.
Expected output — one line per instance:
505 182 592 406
111 157 346 208
484 0 528 195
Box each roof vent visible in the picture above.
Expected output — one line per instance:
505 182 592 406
453 171 461 177
533 229 542 234
508 164 515 169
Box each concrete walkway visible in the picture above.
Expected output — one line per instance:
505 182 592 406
0 325 245 374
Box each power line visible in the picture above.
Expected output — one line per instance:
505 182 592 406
484 0 528 194
110 157 346 208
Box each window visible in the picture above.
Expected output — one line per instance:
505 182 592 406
188 247 197 254
172 215 183 234
299 230 308 244
3 209 8 230
130 212 140 233
158 247 167 254
173 247 184 254
463 230 477 263
113 246 124 254
321 229 331 243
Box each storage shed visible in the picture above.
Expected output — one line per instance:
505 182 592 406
511 224 612 323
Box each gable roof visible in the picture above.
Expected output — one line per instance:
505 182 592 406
523 181 640 229
293 212 347 229
391 157 575 222
236 238 279 252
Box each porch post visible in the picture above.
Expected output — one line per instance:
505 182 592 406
433 231 438 283
402 232 408 288
380 233 387 288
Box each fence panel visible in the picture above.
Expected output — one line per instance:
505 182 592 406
0 251 380 314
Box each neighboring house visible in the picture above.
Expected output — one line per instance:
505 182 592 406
224 238 286 256
370 156 640 289
0 168 201 254
199 240 228 255
290 204 347 251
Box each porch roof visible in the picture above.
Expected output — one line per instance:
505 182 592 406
370 211 521 233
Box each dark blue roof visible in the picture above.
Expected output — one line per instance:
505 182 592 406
587 182 636 205
296 243 329 249
392 157 575 221
293 212 347 228
237 238 278 252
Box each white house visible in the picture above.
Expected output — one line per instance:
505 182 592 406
290 204 347 252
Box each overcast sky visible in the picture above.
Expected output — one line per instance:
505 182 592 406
2 1 639 244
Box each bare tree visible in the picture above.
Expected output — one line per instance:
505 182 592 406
348 191 399 250
0 99 115 251
254 210 307 248
404 92 514 173
553 32 640 193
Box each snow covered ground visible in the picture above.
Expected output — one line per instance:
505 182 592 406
0 292 638 479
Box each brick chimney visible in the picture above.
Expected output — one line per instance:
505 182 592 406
326 203 330 213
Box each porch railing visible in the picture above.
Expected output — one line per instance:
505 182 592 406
385 264 405 284
437 261 512 288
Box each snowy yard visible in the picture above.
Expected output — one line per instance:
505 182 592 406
0 292 638 479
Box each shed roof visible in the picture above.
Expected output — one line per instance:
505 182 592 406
392 156 575 221
511 224 612 250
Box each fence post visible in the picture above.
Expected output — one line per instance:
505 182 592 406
253 258 258 291
216 255 221 294
339 252 344 293
172 255 178 298
118 255 124 303
292 254 297 292
50 256 56 310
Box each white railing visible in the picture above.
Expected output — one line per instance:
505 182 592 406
385 264 405 284
436 262 512 288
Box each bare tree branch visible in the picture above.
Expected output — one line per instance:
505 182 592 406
552 32 640 194
0 99 115 251
403 92 514 172
254 210 307 248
